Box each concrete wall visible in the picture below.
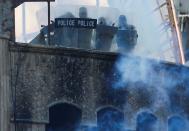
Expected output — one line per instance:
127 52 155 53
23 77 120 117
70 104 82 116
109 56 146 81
9 44 127 130
8 43 189 131
1 41 189 131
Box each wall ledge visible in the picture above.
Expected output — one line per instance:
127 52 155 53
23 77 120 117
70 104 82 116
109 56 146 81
9 42 118 61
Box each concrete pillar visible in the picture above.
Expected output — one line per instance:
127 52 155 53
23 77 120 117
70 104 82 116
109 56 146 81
0 0 15 40
0 38 11 131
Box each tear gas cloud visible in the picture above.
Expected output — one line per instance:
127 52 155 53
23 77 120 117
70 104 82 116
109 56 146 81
113 54 189 130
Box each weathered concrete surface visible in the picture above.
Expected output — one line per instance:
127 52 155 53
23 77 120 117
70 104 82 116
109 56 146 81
0 0 14 40
8 43 189 130
0 38 11 131
10 44 127 126
0 42 187 131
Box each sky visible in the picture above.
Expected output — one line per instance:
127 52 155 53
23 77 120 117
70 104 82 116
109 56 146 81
15 0 177 62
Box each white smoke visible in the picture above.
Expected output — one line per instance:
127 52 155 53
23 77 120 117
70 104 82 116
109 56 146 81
107 0 176 62
15 0 176 63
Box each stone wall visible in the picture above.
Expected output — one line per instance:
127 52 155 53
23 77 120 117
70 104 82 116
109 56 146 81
9 44 127 129
0 42 188 131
